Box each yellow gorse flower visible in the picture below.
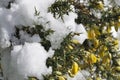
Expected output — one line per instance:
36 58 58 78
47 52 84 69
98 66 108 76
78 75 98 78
102 46 107 51
71 39 80 44
108 53 112 59
71 62 79 75
96 77 102 80
117 22 120 27
97 1 104 10
67 45 74 50
58 76 65 80
93 26 100 36
93 38 99 48
118 16 120 19
110 21 115 26
102 57 110 64
113 39 119 45
98 45 108 58
88 53 97 64
115 22 120 31
99 51 105 58
97 56 101 62
114 66 120 72
68 61 79 77
88 29 96 39
106 26 111 33
102 53 112 68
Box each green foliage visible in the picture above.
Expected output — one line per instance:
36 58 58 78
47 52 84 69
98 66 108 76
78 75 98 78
46 0 120 80
34 7 40 16
14 24 54 51
48 0 73 21
45 32 83 79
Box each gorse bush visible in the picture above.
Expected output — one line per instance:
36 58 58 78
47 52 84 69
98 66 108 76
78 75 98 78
27 0 120 80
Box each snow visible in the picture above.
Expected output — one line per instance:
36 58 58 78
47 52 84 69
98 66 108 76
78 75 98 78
46 12 78 49
114 0 120 6
19 31 41 43
67 70 90 80
111 27 118 38
0 27 11 48
0 0 55 48
73 24 88 44
0 0 13 7
2 43 54 80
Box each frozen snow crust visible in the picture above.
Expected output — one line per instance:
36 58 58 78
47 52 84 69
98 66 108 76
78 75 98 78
9 42 53 80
